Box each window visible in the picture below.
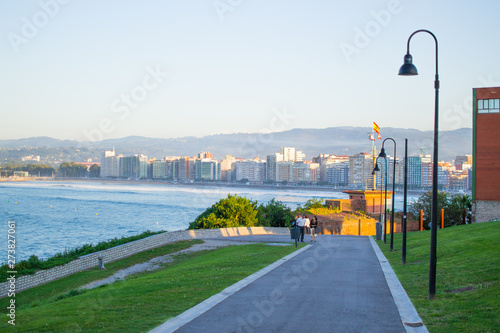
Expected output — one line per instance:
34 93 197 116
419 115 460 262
478 98 500 113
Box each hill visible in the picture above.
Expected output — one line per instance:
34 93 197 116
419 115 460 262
0 127 472 162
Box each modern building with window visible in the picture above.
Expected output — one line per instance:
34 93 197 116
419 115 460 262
348 153 374 190
266 153 284 182
234 160 266 183
119 155 140 179
176 157 196 181
100 148 120 178
152 160 168 179
195 159 221 181
472 86 500 222
326 161 349 186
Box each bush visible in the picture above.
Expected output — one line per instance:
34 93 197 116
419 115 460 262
189 194 259 229
257 199 294 227
296 198 325 211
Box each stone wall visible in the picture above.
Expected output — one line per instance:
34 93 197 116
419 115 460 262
0 227 288 298
472 200 500 223
318 219 420 236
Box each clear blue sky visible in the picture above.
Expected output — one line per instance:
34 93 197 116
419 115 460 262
1 0 499 141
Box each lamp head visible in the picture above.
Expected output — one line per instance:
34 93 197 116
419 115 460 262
398 53 418 76
373 164 381 174
378 147 387 158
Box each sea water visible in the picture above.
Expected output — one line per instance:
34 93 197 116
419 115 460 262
0 180 417 262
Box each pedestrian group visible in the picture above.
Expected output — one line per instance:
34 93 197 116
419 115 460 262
293 214 319 242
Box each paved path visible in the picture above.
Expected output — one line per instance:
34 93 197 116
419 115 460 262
151 235 427 333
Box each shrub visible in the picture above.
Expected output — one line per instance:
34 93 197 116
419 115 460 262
296 198 325 211
257 198 294 227
189 194 259 229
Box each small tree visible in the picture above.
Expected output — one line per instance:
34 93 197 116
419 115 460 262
189 194 258 229
448 193 472 225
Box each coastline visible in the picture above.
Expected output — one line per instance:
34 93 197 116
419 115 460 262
0 176 438 196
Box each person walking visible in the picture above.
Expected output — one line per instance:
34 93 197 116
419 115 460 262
310 216 318 242
304 215 311 241
297 214 305 242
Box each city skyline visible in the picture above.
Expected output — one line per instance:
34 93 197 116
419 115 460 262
1 1 499 141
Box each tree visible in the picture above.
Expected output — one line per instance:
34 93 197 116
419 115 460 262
189 194 259 229
448 193 472 225
257 199 294 227
409 191 472 229
88 164 100 178
59 162 88 178
26 163 56 177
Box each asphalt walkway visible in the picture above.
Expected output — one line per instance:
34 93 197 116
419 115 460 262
150 235 427 333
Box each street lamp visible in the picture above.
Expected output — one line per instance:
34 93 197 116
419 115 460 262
398 29 440 299
373 157 387 243
402 138 408 265
372 159 384 227
379 138 397 252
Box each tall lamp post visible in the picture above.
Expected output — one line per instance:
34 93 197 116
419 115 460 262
398 29 440 299
373 157 386 242
402 138 408 265
379 138 397 252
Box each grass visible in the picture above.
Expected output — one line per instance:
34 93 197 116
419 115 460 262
0 240 303 332
376 220 499 333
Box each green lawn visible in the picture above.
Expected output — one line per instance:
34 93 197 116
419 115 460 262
0 240 303 332
376 221 499 333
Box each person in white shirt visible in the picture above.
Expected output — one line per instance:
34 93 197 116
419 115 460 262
304 215 311 242
297 214 306 242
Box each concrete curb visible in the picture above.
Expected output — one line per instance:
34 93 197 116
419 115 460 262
149 244 312 333
369 237 429 333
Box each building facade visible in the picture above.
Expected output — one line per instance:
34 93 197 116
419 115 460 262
472 86 500 222
349 153 374 190
100 149 120 178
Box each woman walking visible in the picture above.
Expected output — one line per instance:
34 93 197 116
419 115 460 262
310 216 318 242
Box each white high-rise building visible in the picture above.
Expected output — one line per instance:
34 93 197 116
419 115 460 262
100 148 120 178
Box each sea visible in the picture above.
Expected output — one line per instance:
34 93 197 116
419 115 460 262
0 180 419 262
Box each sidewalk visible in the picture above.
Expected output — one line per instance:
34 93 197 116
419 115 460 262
150 235 427 333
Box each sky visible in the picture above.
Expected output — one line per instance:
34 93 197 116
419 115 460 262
1 0 499 142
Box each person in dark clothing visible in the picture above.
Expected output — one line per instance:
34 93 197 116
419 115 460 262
310 216 318 242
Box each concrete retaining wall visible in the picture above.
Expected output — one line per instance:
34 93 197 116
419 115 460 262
0 227 288 298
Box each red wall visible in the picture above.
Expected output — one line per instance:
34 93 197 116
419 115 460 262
475 87 500 201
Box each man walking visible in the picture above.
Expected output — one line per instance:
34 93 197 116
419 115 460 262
297 214 306 242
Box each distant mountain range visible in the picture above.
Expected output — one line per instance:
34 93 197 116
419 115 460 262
0 127 472 162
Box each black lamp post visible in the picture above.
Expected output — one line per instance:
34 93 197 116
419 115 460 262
379 138 397 251
373 159 384 228
399 29 440 299
373 157 387 243
402 138 408 265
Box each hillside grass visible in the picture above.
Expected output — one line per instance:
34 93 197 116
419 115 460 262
0 230 165 280
0 241 303 332
376 221 499 332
